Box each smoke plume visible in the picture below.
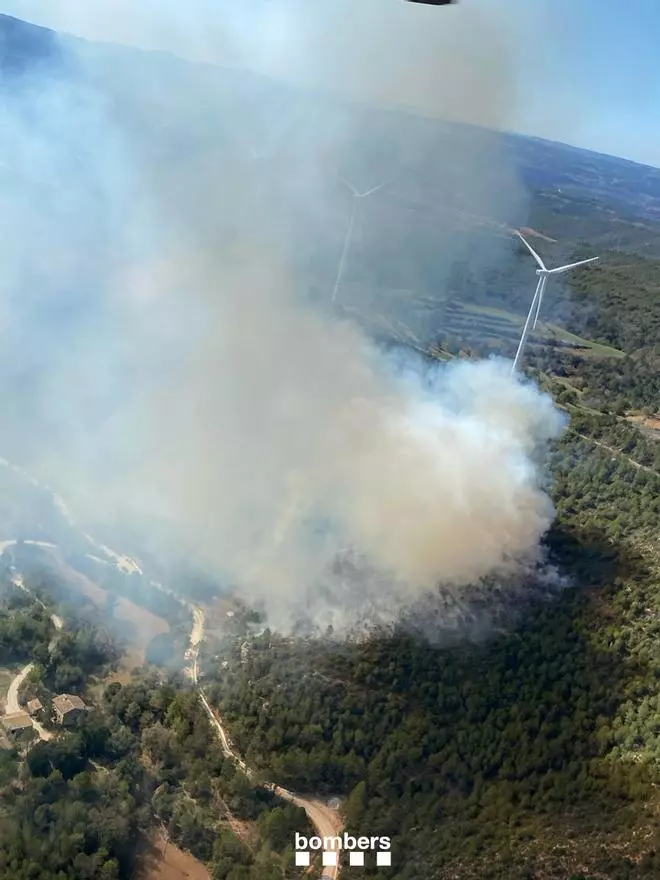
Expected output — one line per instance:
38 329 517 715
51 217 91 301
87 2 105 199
0 1 564 635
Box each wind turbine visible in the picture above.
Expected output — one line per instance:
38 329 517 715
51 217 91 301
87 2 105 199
331 175 395 302
511 230 599 374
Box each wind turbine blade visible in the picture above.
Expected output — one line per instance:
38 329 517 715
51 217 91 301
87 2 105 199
547 256 600 275
337 175 360 197
515 230 546 271
357 177 395 198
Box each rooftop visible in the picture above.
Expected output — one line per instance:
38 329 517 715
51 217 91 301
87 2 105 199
1 711 33 732
52 693 87 714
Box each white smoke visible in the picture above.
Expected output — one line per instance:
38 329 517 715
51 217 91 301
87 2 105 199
90 251 566 634
0 1 565 637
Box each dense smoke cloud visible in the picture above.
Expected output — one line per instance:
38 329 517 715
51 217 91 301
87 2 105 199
0 1 565 635
3 0 544 126
110 257 564 633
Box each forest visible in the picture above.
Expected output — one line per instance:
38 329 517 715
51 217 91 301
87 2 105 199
197 247 660 878
202 434 660 878
0 577 118 695
2 241 660 879
0 667 313 879
1 11 660 879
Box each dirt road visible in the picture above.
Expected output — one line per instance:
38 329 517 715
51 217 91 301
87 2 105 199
2 566 63 740
192 618 342 878
197 689 342 878
6 662 33 714
571 429 657 475
0 456 343 873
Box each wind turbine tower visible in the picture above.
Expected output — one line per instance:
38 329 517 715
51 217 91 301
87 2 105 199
511 230 599 375
331 175 395 302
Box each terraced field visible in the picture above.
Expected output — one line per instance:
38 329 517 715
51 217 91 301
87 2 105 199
448 301 625 357
343 289 625 363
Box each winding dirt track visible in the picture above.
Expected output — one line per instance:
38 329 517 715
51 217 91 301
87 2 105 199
2 563 63 741
6 661 32 715
0 459 344 876
193 623 342 878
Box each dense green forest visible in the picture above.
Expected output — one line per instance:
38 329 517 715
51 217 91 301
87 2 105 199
0 578 118 693
3 12 660 879
0 561 312 879
526 247 660 415
0 591 52 666
198 241 660 879
202 439 660 879
3 237 660 879
2 241 660 879
0 673 312 879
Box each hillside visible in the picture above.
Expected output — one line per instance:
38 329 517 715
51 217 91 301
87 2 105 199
0 13 62 75
1 13 660 370
1 12 660 474
1 11 660 880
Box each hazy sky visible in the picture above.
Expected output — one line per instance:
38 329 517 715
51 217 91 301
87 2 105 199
1 0 659 165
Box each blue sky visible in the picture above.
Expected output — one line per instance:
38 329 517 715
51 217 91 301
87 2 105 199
2 0 659 166
510 0 660 165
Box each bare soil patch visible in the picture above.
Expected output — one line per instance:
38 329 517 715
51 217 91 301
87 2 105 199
138 833 211 880
627 414 660 440
57 560 170 666
518 226 557 243
112 596 170 665
0 667 17 712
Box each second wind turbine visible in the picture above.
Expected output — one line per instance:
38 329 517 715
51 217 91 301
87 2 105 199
332 175 395 302
511 230 600 374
